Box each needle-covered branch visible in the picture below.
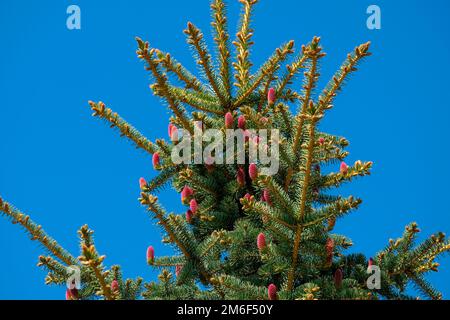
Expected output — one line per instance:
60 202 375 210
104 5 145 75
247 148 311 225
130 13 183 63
2 0 449 301
184 22 227 107
89 101 157 155
155 49 206 92
136 38 193 134
0 196 77 266
211 0 232 99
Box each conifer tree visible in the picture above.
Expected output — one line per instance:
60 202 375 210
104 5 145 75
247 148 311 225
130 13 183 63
1 0 449 300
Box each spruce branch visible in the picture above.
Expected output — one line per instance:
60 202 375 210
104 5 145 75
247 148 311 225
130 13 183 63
322 160 373 188
184 22 227 107
3 0 450 301
275 45 309 103
302 196 362 227
89 101 157 155
145 166 182 194
259 176 296 218
284 37 324 190
153 256 185 268
316 42 371 114
168 86 225 115
198 230 229 258
241 197 296 231
0 196 78 266
139 192 224 296
37 255 71 285
154 49 206 92
216 274 267 300
136 38 194 134
211 0 232 99
410 274 442 300
77 225 113 300
287 116 319 292
179 168 219 197
233 0 258 90
234 40 295 108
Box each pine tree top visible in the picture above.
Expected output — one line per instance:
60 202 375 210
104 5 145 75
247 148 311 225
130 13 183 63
1 0 449 300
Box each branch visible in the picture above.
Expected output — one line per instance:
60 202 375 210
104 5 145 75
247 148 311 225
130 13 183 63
211 0 232 99
0 196 78 266
233 40 294 108
89 101 157 155
286 117 318 292
78 225 113 300
233 0 258 90
154 49 206 92
316 42 371 114
184 22 227 107
284 37 324 190
136 38 193 134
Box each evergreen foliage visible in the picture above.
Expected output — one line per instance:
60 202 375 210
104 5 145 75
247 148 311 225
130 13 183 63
1 0 449 300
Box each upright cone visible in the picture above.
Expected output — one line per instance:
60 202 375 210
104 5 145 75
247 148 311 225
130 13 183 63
334 269 343 289
267 88 276 105
268 284 277 300
147 246 155 265
249 163 258 181
257 233 266 251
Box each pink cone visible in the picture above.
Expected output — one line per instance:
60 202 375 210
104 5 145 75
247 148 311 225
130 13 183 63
262 189 272 206
237 167 246 187
249 163 258 181
176 265 183 277
170 126 179 142
243 129 252 142
111 279 119 292
139 177 147 190
334 269 343 289
267 88 276 105
238 115 246 130
244 193 252 201
152 152 161 169
225 112 234 129
66 288 79 300
318 137 325 145
147 246 155 265
186 209 193 223
340 161 348 175
168 123 174 137
181 186 194 204
190 199 198 214
368 257 374 271
268 284 277 300
257 233 266 251
65 288 71 300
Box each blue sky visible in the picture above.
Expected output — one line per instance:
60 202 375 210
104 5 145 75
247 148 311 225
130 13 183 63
0 0 449 299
